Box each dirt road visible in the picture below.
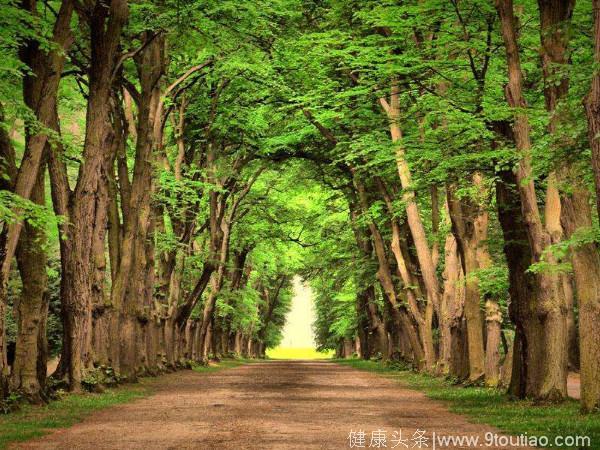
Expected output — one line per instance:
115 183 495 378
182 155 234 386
17 361 518 449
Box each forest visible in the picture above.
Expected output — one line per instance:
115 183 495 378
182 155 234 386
0 0 599 422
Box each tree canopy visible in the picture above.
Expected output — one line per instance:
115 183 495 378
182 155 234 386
1 0 600 414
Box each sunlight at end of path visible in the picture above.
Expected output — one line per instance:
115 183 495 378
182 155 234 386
268 276 333 359
266 347 334 359
279 276 315 348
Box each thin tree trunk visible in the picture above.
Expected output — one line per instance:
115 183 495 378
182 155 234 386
375 178 435 370
349 204 388 359
379 84 442 318
353 179 425 368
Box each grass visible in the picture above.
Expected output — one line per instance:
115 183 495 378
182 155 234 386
0 383 150 449
0 359 249 449
335 359 600 449
266 347 334 359
192 357 251 373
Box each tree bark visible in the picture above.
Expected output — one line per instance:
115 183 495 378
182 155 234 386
112 33 165 379
374 178 435 370
379 84 442 318
439 230 467 379
495 0 568 401
586 0 600 221
12 169 47 401
59 0 129 391
561 188 600 412
349 204 388 359
353 178 424 368
0 0 74 396
484 299 502 387
0 0 74 306
446 180 487 383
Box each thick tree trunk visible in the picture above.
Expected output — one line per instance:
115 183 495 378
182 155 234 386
0 0 74 310
447 180 487 383
576 0 600 414
234 331 242 356
440 231 467 378
496 169 566 400
12 171 47 401
484 300 502 387
587 0 600 220
0 0 74 396
495 0 568 401
112 34 165 379
60 0 129 391
561 188 600 412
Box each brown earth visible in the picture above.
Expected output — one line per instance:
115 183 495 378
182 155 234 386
17 360 525 449
568 372 581 400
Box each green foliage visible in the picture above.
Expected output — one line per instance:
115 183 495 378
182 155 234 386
529 225 600 275
80 364 130 392
2 0 599 421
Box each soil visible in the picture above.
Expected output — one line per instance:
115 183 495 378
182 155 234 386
18 360 526 449
568 372 580 400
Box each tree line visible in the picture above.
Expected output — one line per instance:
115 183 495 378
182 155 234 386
0 0 599 416
0 0 300 402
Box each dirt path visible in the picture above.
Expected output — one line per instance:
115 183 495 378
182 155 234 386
17 361 521 449
568 372 580 400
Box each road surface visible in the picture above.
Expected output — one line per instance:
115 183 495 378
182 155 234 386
19 360 521 449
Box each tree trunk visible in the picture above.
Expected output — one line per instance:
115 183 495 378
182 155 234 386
375 179 435 370
484 299 502 387
0 0 74 396
586 0 600 221
446 180 487 383
112 33 165 379
349 203 388 360
12 170 47 402
353 179 424 368
60 0 129 391
0 0 74 311
440 231 466 378
379 85 442 319
561 188 600 412
356 288 371 360
495 0 568 401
